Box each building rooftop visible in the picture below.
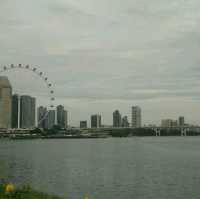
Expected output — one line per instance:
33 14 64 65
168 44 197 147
0 76 11 88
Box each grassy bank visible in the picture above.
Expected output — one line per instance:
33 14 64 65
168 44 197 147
0 183 63 199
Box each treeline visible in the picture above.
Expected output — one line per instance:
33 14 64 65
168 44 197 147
29 125 80 136
30 127 200 137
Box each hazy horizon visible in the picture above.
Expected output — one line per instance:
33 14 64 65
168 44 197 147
1 0 200 126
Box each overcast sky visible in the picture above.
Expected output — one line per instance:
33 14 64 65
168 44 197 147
1 0 200 126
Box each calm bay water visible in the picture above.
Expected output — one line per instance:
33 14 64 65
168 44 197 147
0 137 200 199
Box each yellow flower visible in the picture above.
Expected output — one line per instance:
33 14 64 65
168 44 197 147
5 183 15 194
83 196 89 199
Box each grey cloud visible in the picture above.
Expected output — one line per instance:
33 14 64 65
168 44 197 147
1 0 200 125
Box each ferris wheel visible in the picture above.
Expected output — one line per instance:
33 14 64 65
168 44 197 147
0 64 55 127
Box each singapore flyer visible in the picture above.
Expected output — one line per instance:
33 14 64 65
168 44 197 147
0 64 55 128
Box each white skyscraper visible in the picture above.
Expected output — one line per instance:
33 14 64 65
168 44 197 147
131 106 141 128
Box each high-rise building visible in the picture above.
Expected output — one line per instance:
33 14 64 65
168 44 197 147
30 97 36 127
57 105 68 129
20 95 36 128
57 105 64 128
91 114 101 128
47 110 56 129
12 94 19 128
179 116 185 127
131 106 141 128
0 76 12 129
122 116 129 127
37 106 47 129
63 110 68 128
80 121 87 128
113 110 122 127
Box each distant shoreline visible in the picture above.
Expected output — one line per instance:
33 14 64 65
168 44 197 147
1 135 200 141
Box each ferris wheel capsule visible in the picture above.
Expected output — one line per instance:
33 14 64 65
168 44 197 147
11 64 14 68
18 64 22 68
3 66 7 70
25 65 29 69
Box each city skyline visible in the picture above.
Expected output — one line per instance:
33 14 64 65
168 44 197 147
0 75 198 128
1 0 200 126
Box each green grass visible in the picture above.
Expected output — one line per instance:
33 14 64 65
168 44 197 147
0 184 63 199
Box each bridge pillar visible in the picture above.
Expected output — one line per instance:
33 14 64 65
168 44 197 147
155 128 161 136
181 128 188 136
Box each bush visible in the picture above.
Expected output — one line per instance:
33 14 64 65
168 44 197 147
0 183 63 199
